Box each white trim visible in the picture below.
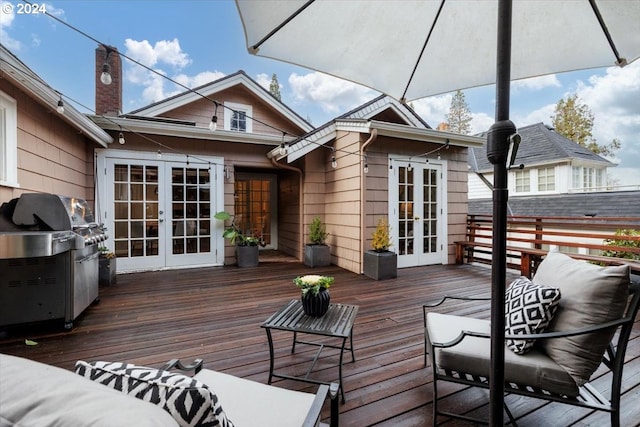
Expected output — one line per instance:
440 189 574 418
224 102 253 133
0 90 18 187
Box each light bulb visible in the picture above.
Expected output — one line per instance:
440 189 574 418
331 156 337 169
118 132 125 145
209 115 217 131
278 143 287 156
364 164 369 174
101 63 112 85
157 150 162 159
407 163 412 172
56 99 64 114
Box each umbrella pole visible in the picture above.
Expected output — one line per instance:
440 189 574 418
487 0 515 424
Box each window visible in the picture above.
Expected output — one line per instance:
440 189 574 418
538 167 555 191
514 169 530 193
224 102 253 133
0 91 18 186
572 166 581 189
572 165 606 191
584 168 595 190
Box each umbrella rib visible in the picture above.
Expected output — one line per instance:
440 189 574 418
249 0 316 53
588 0 627 66
401 0 446 102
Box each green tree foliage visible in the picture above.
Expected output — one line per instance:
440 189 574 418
602 229 640 261
551 94 620 157
445 90 472 135
269 73 281 101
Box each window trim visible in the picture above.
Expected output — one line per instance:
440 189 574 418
0 90 19 187
514 169 530 193
223 102 253 133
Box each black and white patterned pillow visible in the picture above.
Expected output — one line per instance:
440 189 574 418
75 361 234 427
505 277 561 354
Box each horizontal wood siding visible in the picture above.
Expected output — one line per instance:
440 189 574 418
0 80 96 203
277 168 301 259
445 147 470 263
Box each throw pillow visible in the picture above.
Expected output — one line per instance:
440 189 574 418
505 276 561 354
75 360 234 427
533 251 630 386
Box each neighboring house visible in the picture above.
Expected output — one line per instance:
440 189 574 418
0 44 111 205
2 44 485 275
468 122 614 200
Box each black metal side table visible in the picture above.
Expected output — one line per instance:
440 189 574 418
261 299 359 403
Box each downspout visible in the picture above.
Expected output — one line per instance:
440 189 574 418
359 128 378 273
270 156 304 261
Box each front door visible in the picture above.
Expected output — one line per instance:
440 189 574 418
98 151 224 272
389 158 447 268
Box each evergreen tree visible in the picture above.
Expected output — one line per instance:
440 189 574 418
269 73 281 101
551 94 620 157
445 90 472 134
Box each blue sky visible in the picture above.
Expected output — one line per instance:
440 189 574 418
2 0 639 185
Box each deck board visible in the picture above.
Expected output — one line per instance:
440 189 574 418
1 257 638 426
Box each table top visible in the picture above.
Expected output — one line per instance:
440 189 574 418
261 299 358 338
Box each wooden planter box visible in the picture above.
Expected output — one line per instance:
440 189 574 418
304 244 331 267
363 250 397 280
236 245 259 267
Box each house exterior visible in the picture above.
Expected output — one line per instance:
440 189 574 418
2 44 485 275
0 44 111 205
468 122 614 200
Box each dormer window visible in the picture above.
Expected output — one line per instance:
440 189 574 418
224 102 253 133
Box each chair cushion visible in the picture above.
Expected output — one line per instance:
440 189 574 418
426 312 579 396
75 360 234 427
0 354 178 427
533 251 630 386
193 369 318 427
505 276 561 354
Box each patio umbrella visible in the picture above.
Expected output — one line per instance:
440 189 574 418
234 0 640 422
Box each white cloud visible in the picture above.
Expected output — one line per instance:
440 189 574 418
288 72 377 115
577 61 640 185
255 73 270 91
0 1 21 50
511 74 561 92
124 38 224 105
412 95 451 127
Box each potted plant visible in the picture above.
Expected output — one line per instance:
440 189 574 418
98 246 116 285
214 211 262 267
304 216 331 267
294 274 334 317
363 218 397 280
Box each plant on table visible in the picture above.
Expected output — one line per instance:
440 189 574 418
294 274 334 296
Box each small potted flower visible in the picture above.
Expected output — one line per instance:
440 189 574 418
363 218 397 280
294 274 334 317
98 246 116 285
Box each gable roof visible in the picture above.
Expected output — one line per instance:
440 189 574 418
469 122 613 172
128 70 313 133
469 190 640 217
276 95 479 162
0 44 112 147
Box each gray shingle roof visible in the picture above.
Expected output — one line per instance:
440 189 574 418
470 122 612 172
469 191 640 217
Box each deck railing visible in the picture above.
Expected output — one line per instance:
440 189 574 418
455 214 640 277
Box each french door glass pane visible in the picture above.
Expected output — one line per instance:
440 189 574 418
171 166 211 254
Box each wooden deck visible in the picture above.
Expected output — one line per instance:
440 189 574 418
1 256 639 426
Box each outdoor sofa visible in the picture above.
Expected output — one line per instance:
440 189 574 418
0 354 338 426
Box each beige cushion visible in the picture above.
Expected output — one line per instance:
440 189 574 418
194 369 318 427
426 312 579 396
533 251 630 385
0 353 178 427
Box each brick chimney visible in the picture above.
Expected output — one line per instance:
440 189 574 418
95 45 122 116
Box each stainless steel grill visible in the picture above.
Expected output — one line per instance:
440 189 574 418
0 193 107 330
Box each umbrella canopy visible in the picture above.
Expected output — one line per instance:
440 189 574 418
235 0 640 423
236 0 639 102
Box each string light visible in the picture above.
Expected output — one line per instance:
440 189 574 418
331 148 337 168
56 96 64 114
407 163 412 172
118 126 125 145
364 155 369 174
100 46 113 85
157 150 162 159
209 101 218 131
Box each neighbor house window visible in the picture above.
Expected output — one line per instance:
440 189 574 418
0 90 18 187
584 168 595 190
538 167 555 191
224 102 253 133
514 169 530 192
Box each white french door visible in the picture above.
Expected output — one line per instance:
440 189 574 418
98 150 224 272
389 158 447 268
